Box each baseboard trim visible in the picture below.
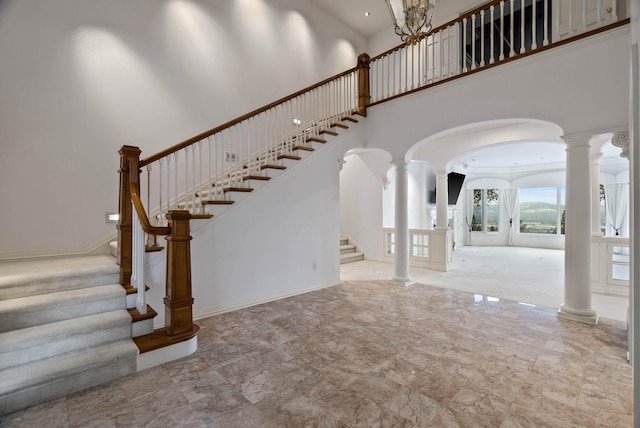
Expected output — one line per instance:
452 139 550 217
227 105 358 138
150 280 342 329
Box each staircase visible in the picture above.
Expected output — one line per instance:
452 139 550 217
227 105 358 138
0 255 138 415
340 236 364 264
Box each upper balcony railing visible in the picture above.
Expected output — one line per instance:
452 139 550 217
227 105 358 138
370 0 627 105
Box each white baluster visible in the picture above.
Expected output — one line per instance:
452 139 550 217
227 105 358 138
146 164 151 230
411 44 416 89
471 14 476 69
404 46 408 92
207 136 212 200
480 10 486 67
438 30 443 81
612 0 618 21
582 0 587 31
133 209 146 315
499 1 505 60
165 155 171 219
532 0 538 49
173 152 179 209
463 18 468 72
490 6 495 63
521 0 526 53
543 0 549 45
198 141 203 210
158 159 163 226
509 0 515 56
184 146 190 212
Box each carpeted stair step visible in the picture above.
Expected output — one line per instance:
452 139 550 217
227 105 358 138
340 244 357 254
340 252 364 264
340 237 349 246
0 339 138 415
0 255 119 301
0 310 132 370
0 284 125 333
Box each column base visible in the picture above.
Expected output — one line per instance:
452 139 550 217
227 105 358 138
391 277 416 287
557 308 599 325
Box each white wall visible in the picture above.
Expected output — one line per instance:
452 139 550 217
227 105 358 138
339 150 391 261
146 125 365 326
0 0 366 258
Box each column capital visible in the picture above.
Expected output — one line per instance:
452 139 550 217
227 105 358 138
562 133 593 148
611 130 629 159
434 169 449 177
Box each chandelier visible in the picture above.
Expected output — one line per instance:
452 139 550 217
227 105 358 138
385 0 437 45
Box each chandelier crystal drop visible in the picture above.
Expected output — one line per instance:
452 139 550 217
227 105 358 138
385 0 437 45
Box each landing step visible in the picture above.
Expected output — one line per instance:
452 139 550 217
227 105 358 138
0 339 138 415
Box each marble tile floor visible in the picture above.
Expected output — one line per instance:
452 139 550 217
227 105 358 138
1 279 632 427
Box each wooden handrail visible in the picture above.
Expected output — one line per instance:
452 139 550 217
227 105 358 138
130 185 171 236
140 66 359 167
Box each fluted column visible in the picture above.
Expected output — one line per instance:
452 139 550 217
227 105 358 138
558 135 598 324
435 170 449 230
591 152 603 237
392 161 414 286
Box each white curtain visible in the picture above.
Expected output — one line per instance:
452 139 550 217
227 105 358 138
464 189 474 245
604 183 629 236
502 189 519 246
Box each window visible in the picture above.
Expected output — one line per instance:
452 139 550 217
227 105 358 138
471 189 499 232
472 189 482 231
519 187 563 234
486 189 499 232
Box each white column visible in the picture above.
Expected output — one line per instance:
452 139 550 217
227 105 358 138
435 170 449 229
558 135 598 324
591 152 603 237
392 161 415 286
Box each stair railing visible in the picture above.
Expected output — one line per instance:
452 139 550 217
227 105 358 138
369 0 626 106
117 54 371 344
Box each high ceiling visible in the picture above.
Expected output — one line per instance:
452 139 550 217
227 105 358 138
310 0 390 37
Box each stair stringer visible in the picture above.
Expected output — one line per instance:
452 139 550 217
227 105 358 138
142 119 367 330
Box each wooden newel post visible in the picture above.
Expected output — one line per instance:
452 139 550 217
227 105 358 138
357 53 371 115
118 145 142 287
164 210 195 336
